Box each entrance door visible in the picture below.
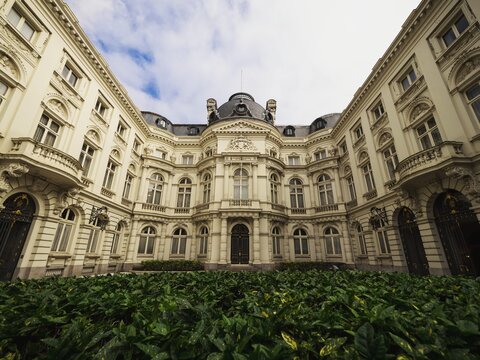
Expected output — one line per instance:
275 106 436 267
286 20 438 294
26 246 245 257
0 193 36 281
231 224 249 264
398 207 429 275
434 190 480 276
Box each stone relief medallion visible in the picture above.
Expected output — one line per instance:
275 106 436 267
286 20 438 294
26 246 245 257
226 136 257 152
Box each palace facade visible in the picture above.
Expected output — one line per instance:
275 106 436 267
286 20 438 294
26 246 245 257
1 0 480 280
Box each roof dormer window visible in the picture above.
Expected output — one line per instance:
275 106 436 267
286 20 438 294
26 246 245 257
284 126 295 137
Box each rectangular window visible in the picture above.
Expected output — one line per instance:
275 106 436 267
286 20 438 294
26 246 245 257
347 176 356 200
116 122 127 138
79 143 95 177
377 230 391 254
171 238 187 255
401 68 417 91
102 160 116 189
353 125 364 141
372 102 385 121
288 156 300 165
61 64 79 88
314 150 327 161
133 140 140 153
182 155 194 164
466 82 480 122
442 13 469 48
0 81 8 105
51 223 72 252
110 233 120 254
383 145 399 181
33 114 60 146
362 162 376 192
7 7 35 41
199 236 208 255
154 149 167 159
123 174 133 199
339 141 348 155
294 238 309 255
416 117 442 150
95 98 107 117
86 228 100 253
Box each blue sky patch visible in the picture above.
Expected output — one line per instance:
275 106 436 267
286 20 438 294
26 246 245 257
143 81 161 99
127 48 153 65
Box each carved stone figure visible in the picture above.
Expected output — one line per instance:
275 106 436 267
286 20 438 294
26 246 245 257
0 163 29 194
225 136 258 152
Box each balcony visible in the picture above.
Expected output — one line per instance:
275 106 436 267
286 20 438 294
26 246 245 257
315 204 339 213
229 199 252 207
174 207 190 214
7 138 83 188
395 141 465 187
291 208 307 215
140 203 166 212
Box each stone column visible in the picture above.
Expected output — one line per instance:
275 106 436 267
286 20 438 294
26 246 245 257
161 222 169 260
253 217 260 264
219 217 228 264
125 219 139 264
223 163 229 199
209 217 221 268
190 222 197 260
341 220 353 264
155 222 164 260
333 167 343 203
283 222 290 261
308 174 317 208
137 166 149 203
252 163 258 200
259 217 269 264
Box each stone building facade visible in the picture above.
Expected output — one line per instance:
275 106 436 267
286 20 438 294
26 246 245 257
0 0 480 280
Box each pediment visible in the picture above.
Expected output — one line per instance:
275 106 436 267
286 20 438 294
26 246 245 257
213 121 270 134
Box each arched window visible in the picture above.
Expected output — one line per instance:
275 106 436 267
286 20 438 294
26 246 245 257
324 227 342 255
376 219 391 255
272 226 281 256
233 168 248 200
177 178 192 208
147 173 164 204
318 174 334 205
383 144 399 181
356 224 367 255
293 228 308 255
199 226 208 255
289 178 304 209
138 226 156 255
51 208 76 252
270 173 279 204
110 223 123 254
86 217 101 253
202 173 211 203
172 228 187 255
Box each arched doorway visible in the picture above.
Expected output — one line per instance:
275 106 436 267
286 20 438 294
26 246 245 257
398 207 429 275
434 190 480 275
0 193 36 281
231 224 249 264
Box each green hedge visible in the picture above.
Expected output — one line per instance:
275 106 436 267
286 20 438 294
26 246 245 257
141 260 204 271
277 261 347 271
1 271 479 358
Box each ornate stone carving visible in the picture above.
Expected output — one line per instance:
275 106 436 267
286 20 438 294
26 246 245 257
411 103 430 121
53 187 82 215
445 166 480 201
46 99 67 118
456 56 480 84
0 163 29 194
0 53 18 80
207 98 218 122
225 136 258 152
328 145 337 156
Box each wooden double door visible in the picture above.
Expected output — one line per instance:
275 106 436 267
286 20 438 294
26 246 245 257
231 224 249 264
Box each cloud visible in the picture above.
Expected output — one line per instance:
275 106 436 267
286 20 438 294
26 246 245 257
65 0 421 125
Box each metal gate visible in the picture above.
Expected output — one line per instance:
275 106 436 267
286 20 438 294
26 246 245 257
231 224 249 264
0 193 36 281
398 207 429 275
434 191 480 276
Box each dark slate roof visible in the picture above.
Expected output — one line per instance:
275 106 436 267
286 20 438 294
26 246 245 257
213 92 270 124
141 96 340 137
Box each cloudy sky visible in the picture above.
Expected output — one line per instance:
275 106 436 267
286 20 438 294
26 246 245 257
65 0 421 125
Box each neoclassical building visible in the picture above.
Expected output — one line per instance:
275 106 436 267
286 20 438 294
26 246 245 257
0 0 480 280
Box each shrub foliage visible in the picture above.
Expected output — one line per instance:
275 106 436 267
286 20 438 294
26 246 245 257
0 271 479 359
277 261 347 271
